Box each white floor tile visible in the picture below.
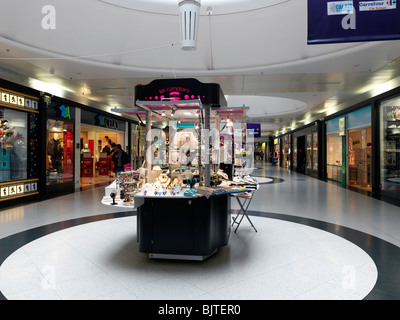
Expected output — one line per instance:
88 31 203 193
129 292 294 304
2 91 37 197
0 215 377 300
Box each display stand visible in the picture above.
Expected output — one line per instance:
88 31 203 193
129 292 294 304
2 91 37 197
101 180 135 208
98 152 109 182
81 152 94 184
108 78 254 261
231 190 258 233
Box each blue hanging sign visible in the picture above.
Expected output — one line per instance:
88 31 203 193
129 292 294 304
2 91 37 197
247 123 261 138
308 0 400 44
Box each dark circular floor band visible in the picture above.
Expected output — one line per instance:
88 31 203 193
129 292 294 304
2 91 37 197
0 210 399 300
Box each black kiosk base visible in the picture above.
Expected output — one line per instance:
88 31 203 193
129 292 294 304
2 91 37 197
136 195 231 261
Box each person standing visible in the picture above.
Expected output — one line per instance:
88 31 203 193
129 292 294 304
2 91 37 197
102 139 112 155
112 144 129 173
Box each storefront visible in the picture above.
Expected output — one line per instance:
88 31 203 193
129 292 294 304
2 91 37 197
378 94 400 204
80 109 128 188
254 142 266 161
292 122 321 178
43 95 135 196
45 99 75 196
272 138 280 166
326 105 372 193
281 134 291 168
0 86 40 206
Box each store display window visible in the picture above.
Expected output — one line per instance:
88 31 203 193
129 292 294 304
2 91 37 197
326 119 343 183
306 134 312 169
346 106 372 192
326 106 371 188
312 132 318 171
46 119 74 185
347 127 371 191
282 135 291 168
132 124 146 169
0 107 28 182
80 125 125 187
272 138 279 166
380 95 400 196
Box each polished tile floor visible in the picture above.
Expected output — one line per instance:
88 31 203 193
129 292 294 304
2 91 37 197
0 163 400 300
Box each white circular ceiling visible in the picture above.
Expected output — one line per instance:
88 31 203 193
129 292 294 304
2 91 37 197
99 0 288 15
227 95 307 118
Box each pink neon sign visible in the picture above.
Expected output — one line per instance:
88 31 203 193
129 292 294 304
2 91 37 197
143 86 205 101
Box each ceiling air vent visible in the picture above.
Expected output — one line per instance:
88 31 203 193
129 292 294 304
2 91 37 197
179 0 201 51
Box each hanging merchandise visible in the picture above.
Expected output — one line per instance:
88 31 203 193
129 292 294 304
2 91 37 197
0 119 14 148
396 107 400 120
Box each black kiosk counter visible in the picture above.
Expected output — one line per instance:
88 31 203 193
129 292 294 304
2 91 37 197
134 192 231 260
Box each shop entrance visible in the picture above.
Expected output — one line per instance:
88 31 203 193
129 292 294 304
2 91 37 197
296 136 306 174
272 143 280 166
347 127 372 192
326 105 372 192
80 125 125 189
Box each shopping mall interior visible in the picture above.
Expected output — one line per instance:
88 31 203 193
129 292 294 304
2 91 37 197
0 0 400 305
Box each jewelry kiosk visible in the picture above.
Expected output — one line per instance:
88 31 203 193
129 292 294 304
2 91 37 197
111 78 252 260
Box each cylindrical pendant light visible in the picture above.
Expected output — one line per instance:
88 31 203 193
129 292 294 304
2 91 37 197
179 0 201 51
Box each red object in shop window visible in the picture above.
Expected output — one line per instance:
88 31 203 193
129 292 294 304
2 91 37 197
82 157 93 177
99 158 109 176
88 140 94 156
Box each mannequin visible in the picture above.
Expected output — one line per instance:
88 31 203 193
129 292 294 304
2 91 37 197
81 143 92 156
47 133 63 170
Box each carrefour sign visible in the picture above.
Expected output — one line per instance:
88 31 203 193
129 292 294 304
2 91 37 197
359 0 396 11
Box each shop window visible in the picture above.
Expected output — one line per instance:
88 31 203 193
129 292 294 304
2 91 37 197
0 108 28 182
79 125 125 187
380 98 400 195
46 119 74 185
273 142 279 166
306 134 312 169
327 106 371 188
347 127 371 191
282 135 290 168
312 132 318 171
326 132 342 182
